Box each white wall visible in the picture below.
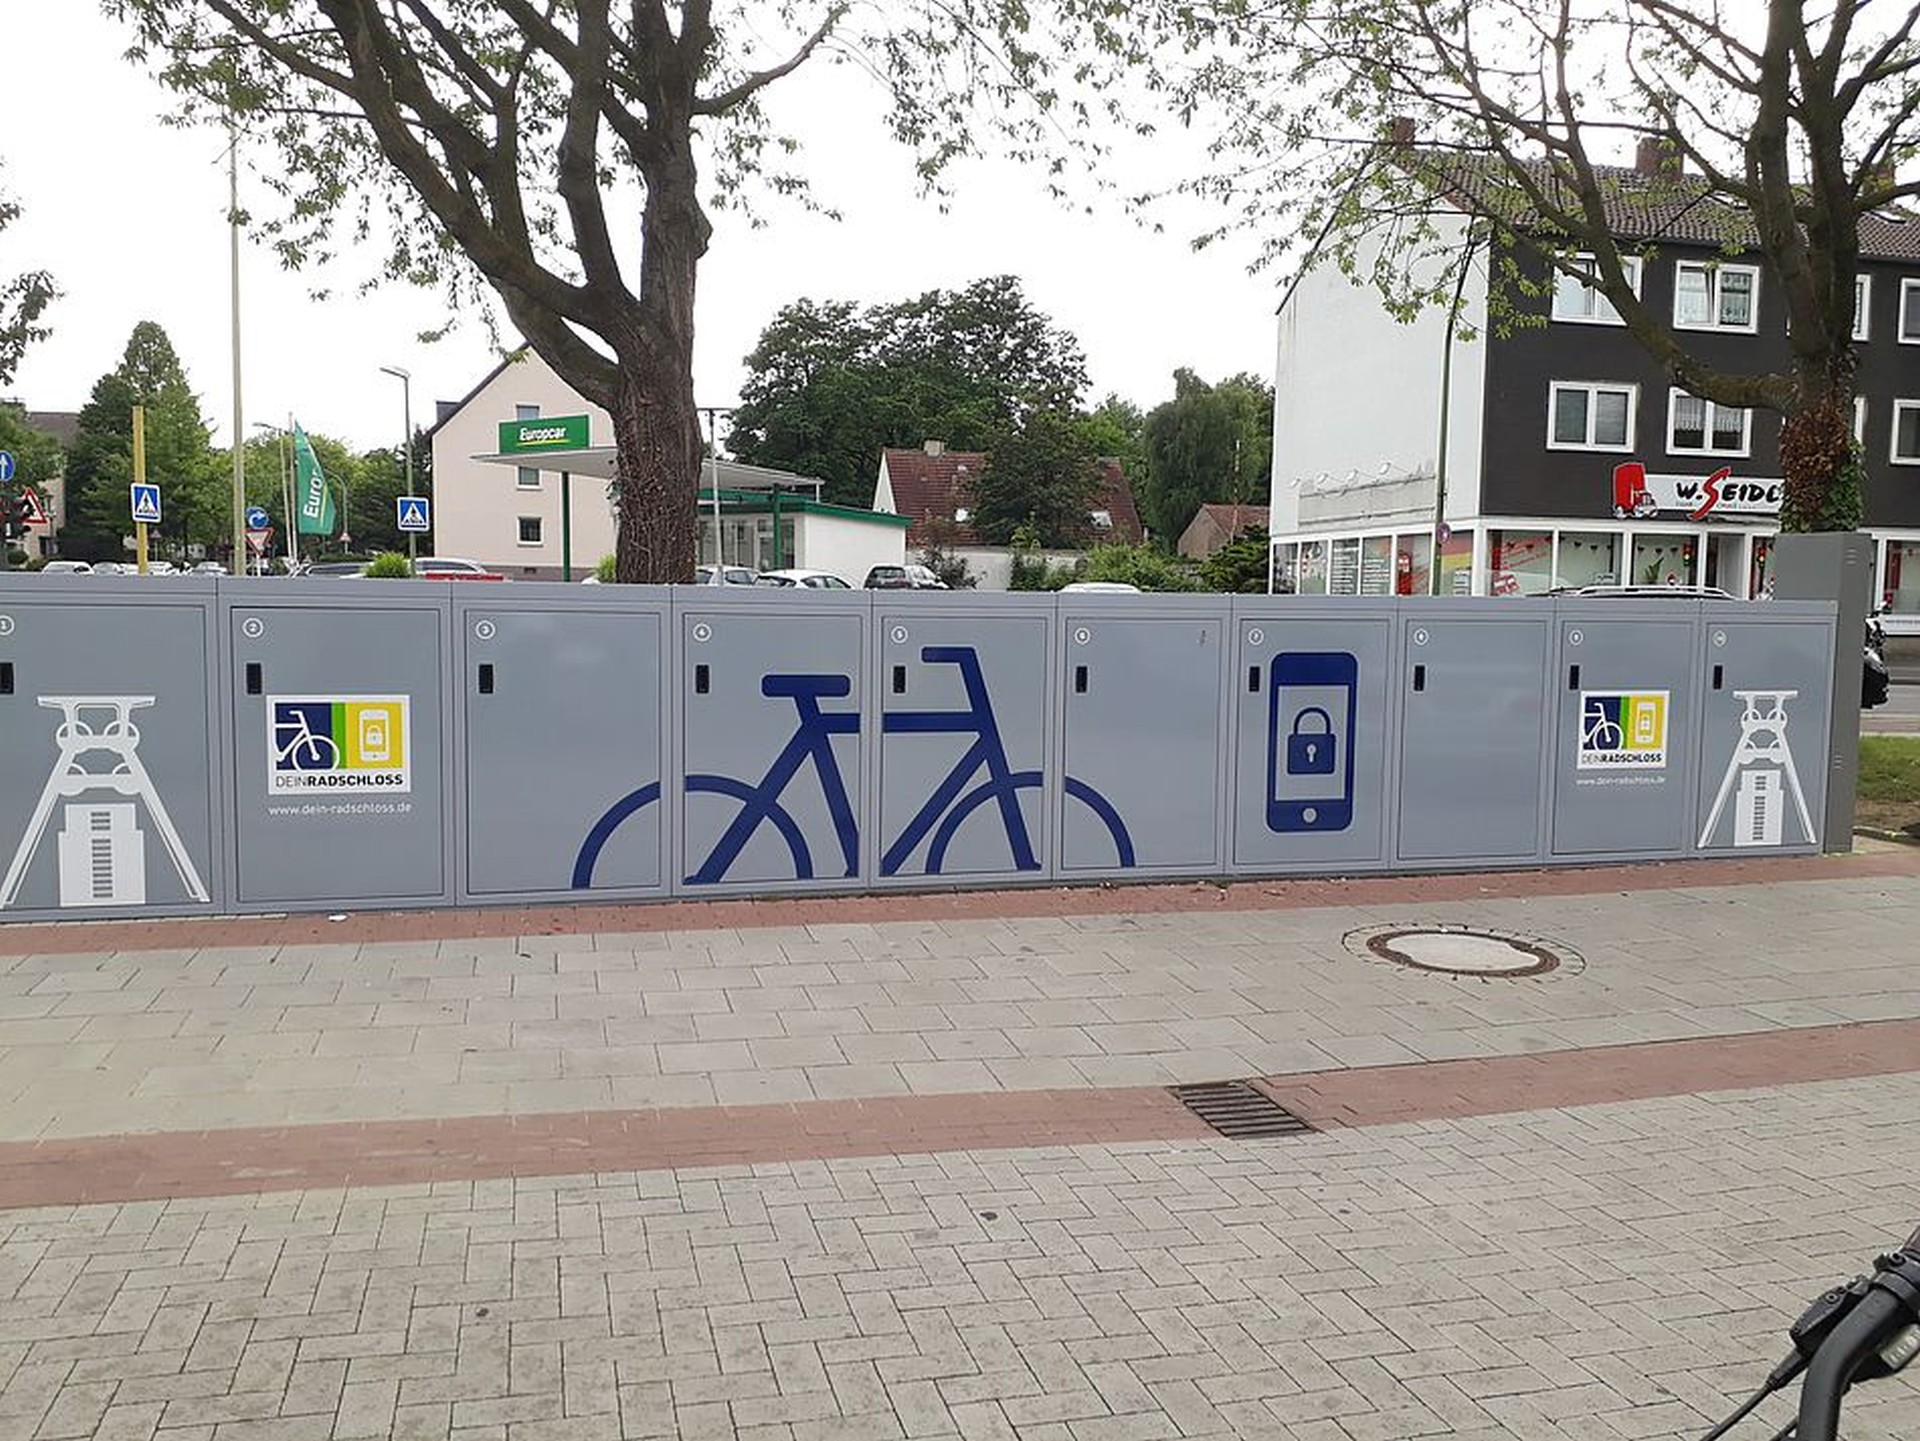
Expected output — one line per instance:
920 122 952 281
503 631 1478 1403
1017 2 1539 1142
798 512 906 583
1271 214 1487 534
432 351 616 573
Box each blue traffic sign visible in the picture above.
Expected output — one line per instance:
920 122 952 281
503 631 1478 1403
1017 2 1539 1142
245 506 272 532
396 495 431 534
0 451 14 484
130 483 162 526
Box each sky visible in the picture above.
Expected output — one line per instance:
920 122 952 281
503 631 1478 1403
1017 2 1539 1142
0 8 1279 455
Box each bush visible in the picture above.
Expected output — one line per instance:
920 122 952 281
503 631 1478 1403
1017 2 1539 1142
364 551 413 579
1073 543 1197 592
595 553 617 583
1199 527 1272 593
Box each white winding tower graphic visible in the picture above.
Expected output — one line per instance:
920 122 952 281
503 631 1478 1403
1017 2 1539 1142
1 697 209 909
1697 690 1815 849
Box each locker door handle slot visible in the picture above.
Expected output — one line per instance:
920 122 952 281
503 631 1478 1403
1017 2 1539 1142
1712 663 1724 691
1412 664 1426 693
478 663 495 695
1247 664 1261 693
694 663 710 695
1073 665 1088 695
892 664 906 695
245 662 262 696
0 662 12 696
1568 664 1580 691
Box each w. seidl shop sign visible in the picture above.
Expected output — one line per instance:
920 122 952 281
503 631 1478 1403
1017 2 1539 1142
1612 462 1783 521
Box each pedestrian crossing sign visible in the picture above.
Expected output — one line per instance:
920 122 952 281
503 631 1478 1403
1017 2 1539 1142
396 496 430 534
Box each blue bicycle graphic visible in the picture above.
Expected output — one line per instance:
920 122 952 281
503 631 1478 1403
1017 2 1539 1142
571 645 1133 888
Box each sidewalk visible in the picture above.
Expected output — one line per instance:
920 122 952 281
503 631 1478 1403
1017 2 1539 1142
3 851 1920 1439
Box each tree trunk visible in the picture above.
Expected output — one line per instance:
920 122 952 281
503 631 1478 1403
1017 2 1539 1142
610 134 710 585
609 366 701 582
1778 350 1861 534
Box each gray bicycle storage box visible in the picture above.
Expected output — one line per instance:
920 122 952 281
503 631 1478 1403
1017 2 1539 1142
0 579 1836 921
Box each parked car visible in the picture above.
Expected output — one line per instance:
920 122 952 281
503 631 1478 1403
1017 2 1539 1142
695 564 759 586
301 560 369 578
39 559 91 574
755 568 853 589
1555 582 1888 710
413 556 505 581
863 563 948 590
1059 581 1141 594
144 560 180 576
190 560 228 576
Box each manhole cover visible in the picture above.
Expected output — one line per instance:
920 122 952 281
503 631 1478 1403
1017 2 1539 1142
1343 924 1583 979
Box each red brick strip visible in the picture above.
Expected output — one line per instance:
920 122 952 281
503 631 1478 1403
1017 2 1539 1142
3 849 1917 957
4 1019 1920 1211
1261 1016 1920 1128
0 1088 1210 1211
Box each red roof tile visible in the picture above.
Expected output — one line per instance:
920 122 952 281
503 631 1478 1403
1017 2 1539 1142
880 447 1145 547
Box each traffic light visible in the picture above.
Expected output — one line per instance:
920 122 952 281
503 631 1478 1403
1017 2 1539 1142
1 491 26 540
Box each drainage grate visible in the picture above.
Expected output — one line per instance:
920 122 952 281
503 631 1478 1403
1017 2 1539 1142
1169 1081 1314 1139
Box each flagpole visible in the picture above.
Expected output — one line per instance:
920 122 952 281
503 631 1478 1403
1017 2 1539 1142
227 123 246 575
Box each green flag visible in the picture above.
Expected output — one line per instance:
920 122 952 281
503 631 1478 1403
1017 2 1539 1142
293 424 337 537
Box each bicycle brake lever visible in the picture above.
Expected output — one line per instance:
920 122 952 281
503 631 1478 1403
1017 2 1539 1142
1788 1278 1872 1367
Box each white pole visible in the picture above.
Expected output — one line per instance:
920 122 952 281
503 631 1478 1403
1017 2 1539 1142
228 126 247 574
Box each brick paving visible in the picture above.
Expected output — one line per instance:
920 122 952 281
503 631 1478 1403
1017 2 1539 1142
3 1074 1916 1440
3 867 1919 1143
4 854 1920 1437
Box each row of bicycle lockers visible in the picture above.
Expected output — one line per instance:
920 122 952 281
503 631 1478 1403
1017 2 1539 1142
0 578 1839 921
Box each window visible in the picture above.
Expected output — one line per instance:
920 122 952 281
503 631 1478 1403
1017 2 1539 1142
1674 261 1759 332
1893 400 1920 465
1668 389 1751 456
1548 382 1636 451
1551 254 1643 324
1902 279 1920 343
517 516 543 545
1855 396 1869 444
515 403 540 488
1855 275 1872 341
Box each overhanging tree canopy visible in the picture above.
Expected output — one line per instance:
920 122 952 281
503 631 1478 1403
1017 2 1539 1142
110 0 1152 580
1167 0 1920 531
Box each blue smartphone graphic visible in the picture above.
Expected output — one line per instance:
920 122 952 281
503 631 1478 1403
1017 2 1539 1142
1267 650 1358 833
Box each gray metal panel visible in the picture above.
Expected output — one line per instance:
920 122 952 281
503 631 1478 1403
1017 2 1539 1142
1550 607 1700 856
1694 611 1834 854
877 605 1054 884
0 584 221 921
1230 606 1394 870
459 601 667 899
677 597 866 892
1060 601 1229 875
1397 610 1550 863
227 589 451 906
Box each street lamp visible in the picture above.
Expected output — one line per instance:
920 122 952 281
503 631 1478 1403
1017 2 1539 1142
379 365 415 567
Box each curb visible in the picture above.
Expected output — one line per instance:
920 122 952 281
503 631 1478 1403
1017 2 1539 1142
1855 825 1920 846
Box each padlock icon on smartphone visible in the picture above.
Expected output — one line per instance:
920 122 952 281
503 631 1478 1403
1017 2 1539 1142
1286 706 1337 775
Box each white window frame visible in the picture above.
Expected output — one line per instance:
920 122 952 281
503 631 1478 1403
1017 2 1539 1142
1893 399 1920 466
1901 278 1920 345
515 403 541 488
1666 388 1753 458
1547 381 1639 452
1855 396 1869 444
1551 254 1644 325
1673 260 1760 333
1855 274 1872 341
517 515 544 546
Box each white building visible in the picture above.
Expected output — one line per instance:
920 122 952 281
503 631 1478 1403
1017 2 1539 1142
430 350 908 580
